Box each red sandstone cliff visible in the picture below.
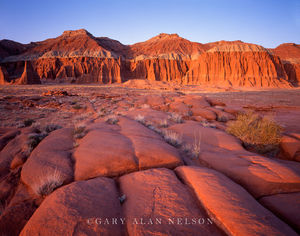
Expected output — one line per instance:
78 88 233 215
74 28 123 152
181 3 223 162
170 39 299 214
184 43 290 87
271 43 300 86
0 61 40 85
0 29 298 87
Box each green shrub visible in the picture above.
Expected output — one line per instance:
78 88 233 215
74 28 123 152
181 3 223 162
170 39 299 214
227 112 282 154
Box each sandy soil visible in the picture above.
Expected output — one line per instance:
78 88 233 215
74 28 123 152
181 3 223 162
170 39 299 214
0 83 299 132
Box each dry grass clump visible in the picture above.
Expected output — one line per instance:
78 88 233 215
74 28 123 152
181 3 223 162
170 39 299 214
227 112 282 153
33 169 64 197
45 124 62 133
105 114 119 125
201 121 216 129
74 124 87 139
163 130 182 147
72 104 83 110
217 115 228 122
135 114 146 124
158 119 169 128
141 104 150 109
183 132 202 159
169 112 183 123
27 132 47 151
23 118 35 127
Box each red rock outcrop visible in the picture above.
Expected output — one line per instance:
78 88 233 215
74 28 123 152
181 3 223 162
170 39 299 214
272 43 300 86
176 166 298 235
20 177 123 236
0 29 298 87
0 66 9 84
15 61 41 85
184 43 291 87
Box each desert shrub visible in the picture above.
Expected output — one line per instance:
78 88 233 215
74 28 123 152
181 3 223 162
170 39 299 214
201 121 216 128
74 125 87 139
163 130 182 147
227 112 282 153
105 115 119 125
135 114 146 124
182 132 202 158
217 115 228 122
23 118 35 127
72 104 82 110
187 110 193 117
33 169 64 197
169 113 183 123
45 124 62 133
158 119 169 128
27 132 48 150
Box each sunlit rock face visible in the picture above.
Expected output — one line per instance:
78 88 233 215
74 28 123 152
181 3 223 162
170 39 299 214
0 29 299 87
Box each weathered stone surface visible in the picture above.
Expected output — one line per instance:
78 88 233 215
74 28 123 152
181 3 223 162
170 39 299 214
169 101 190 115
74 128 137 180
144 94 166 108
119 117 182 170
198 150 300 197
0 129 32 180
0 184 39 236
272 43 300 85
21 128 74 196
75 117 182 180
185 44 291 87
176 166 298 236
191 107 217 120
0 167 21 209
0 66 9 84
124 108 169 126
206 98 226 107
260 192 300 233
279 134 300 161
20 177 123 236
0 128 19 151
119 168 224 235
182 95 211 108
15 61 41 85
168 121 300 197
207 107 236 121
169 121 244 152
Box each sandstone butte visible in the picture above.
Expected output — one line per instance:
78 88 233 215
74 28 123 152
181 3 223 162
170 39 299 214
0 29 299 87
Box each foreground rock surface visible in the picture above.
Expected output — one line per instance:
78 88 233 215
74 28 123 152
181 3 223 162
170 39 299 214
119 168 224 236
260 192 300 233
176 166 298 236
21 128 74 196
169 121 300 197
74 118 182 180
279 134 300 162
0 86 300 235
74 125 138 180
20 177 123 236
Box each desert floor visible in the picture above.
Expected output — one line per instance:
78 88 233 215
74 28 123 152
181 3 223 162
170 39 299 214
0 82 300 235
1 83 300 132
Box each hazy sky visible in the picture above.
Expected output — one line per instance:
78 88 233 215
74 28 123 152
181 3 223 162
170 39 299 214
0 0 299 48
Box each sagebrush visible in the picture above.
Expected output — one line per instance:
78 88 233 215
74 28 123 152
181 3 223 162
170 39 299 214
227 112 282 153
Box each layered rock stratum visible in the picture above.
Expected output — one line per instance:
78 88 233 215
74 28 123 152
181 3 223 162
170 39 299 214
0 29 299 87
